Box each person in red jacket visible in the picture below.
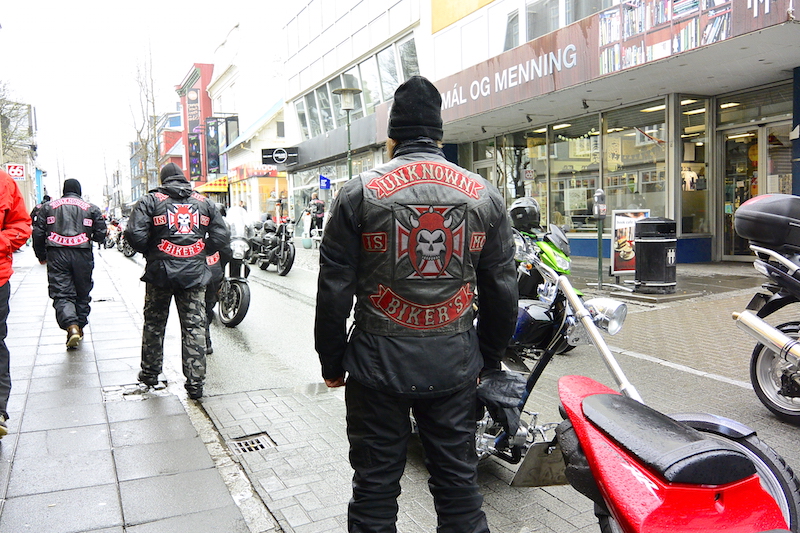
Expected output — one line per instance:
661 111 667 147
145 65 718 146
0 170 32 437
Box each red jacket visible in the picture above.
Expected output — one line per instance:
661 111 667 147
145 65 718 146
0 171 32 286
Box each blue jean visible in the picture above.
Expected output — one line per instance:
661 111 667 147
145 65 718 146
0 282 11 419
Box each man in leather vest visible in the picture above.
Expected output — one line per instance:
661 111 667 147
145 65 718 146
315 76 518 533
125 163 229 399
33 179 107 348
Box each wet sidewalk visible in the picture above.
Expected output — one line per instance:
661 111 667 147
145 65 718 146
0 247 263 533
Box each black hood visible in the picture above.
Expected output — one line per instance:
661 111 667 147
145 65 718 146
159 163 186 183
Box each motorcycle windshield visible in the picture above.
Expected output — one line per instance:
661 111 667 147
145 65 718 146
225 206 253 239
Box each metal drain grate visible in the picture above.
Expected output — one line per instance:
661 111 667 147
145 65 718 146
229 433 275 454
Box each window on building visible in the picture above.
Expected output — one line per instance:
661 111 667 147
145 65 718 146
277 121 285 138
377 45 400 101
500 131 549 219
527 0 559 42
550 116 601 232
603 101 667 219
359 56 382 116
398 38 420 80
503 10 519 51
315 85 335 132
565 0 611 25
295 99 310 140
717 83 793 127
304 92 322 138
680 97 709 234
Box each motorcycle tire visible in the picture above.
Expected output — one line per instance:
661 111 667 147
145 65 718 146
750 321 800 423
277 243 295 276
679 419 800 531
122 242 136 258
104 237 115 249
218 280 251 328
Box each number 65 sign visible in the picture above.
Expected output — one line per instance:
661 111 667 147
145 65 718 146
5 164 25 180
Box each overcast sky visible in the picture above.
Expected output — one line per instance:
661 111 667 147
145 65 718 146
0 1 246 204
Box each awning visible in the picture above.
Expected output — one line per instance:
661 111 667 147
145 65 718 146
194 176 228 193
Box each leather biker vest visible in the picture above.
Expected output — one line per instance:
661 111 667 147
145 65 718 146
146 191 211 262
43 195 99 250
354 153 496 337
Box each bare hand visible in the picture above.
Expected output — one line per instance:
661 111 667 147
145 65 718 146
325 376 345 388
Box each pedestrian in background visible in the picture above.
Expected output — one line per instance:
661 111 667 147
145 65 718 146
307 192 325 234
0 170 32 436
29 194 50 225
32 179 107 349
315 76 518 532
125 163 229 400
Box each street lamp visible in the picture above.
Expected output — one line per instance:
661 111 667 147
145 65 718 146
332 86 362 179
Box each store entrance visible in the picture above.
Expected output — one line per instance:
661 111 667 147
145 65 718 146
722 122 793 258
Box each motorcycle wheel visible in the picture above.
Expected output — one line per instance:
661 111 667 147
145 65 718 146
277 243 295 276
218 280 251 328
122 241 136 258
104 237 115 249
750 321 800 423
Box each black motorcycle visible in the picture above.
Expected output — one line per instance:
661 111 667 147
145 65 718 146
734 193 800 422
217 230 252 327
250 219 296 276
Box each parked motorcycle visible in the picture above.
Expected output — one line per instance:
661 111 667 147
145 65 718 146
250 218 296 276
483 241 800 532
733 193 800 422
115 220 136 258
217 226 252 328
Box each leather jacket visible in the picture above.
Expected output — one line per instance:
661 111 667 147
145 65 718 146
32 193 106 261
125 177 230 290
315 139 518 397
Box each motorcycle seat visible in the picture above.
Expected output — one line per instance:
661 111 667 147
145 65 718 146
582 394 756 485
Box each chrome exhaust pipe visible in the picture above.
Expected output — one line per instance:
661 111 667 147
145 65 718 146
733 310 800 365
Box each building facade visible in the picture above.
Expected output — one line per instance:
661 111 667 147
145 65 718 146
283 0 800 262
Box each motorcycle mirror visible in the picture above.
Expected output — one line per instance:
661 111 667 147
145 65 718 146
584 298 627 336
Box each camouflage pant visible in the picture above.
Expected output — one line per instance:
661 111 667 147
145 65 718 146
140 283 206 392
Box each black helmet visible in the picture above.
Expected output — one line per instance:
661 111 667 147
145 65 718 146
215 203 227 217
509 197 541 233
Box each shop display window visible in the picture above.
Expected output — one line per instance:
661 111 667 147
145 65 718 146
603 101 667 218
499 130 549 224
680 96 710 234
549 115 601 233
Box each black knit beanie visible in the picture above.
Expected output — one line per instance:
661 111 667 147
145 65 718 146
387 76 443 141
159 162 186 183
63 179 82 196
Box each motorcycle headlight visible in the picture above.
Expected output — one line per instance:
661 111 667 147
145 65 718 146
554 255 570 271
584 298 627 335
513 232 527 261
231 239 250 260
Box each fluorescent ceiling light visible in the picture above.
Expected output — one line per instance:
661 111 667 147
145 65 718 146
720 102 740 109
680 99 697 105
683 108 706 115
727 132 755 140
552 123 571 130
641 104 666 112
533 128 547 133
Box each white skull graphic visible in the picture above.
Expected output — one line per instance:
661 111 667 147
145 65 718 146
416 229 447 261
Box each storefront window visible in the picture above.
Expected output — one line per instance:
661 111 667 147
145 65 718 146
718 83 793 127
603 101 667 218
499 131 548 222
680 97 710 234
550 116 600 232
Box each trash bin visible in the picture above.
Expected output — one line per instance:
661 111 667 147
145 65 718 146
634 217 677 294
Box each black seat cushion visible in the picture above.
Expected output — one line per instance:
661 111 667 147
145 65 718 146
582 394 756 485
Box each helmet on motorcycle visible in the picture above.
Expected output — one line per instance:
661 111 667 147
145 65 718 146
215 203 227 217
509 197 541 233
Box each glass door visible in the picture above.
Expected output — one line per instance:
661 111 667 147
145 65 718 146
765 122 793 195
722 128 758 257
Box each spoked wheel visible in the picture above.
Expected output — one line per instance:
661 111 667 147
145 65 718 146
218 279 251 327
750 322 800 423
277 243 295 276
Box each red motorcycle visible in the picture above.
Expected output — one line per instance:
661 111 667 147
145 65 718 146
513 250 800 533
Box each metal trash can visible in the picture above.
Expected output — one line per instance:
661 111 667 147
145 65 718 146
634 217 677 294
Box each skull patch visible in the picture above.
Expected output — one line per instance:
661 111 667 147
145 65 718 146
397 205 464 279
168 204 199 235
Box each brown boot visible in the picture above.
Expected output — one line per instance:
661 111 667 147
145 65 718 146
66 325 82 348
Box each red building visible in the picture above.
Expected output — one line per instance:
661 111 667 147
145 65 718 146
176 63 214 185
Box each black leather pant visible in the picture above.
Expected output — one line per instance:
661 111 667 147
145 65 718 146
345 378 489 533
46 247 94 330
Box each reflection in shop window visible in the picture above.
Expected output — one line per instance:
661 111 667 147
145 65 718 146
565 0 612 24
304 92 321 138
603 102 667 219
526 0 558 42
316 86 335 133
377 46 400 101
503 10 519 51
500 131 549 224
295 99 310 140
680 97 710 234
398 38 420 80
550 116 601 233
359 56 382 116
